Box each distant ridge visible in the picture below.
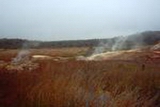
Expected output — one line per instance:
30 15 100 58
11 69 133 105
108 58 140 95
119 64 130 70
0 31 160 49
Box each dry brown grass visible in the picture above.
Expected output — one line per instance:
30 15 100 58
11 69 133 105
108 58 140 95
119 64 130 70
0 60 159 107
30 47 89 57
0 47 89 61
0 48 160 107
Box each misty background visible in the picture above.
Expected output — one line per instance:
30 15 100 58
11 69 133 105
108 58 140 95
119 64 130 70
0 0 160 41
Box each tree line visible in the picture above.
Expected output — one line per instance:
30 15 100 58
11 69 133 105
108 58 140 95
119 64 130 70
0 31 160 49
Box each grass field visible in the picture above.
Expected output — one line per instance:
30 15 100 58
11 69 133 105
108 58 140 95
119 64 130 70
0 47 89 61
0 47 160 107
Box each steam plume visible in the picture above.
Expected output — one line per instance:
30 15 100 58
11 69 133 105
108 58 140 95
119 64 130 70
12 42 31 63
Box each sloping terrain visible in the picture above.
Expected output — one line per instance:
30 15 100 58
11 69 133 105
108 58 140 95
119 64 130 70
86 42 160 63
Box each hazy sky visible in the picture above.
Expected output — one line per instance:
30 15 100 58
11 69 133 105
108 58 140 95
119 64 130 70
0 0 160 41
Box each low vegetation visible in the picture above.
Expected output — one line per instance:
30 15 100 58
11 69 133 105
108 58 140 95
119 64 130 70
0 59 160 107
0 47 89 61
0 32 160 107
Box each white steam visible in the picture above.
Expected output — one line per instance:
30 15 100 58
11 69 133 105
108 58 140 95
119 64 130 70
91 36 128 56
111 36 128 51
79 34 146 61
12 42 31 64
12 50 30 63
93 42 107 55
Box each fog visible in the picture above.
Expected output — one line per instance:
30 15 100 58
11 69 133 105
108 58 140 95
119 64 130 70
0 0 160 41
